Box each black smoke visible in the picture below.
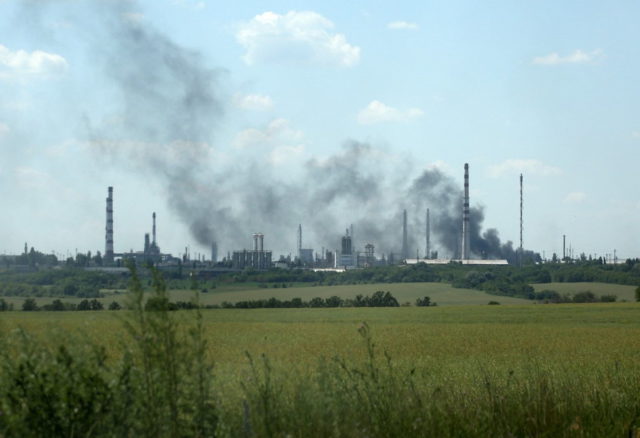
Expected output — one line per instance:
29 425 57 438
19 1 533 262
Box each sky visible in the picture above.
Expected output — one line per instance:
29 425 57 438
0 0 639 261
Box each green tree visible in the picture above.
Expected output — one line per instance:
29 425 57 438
635 286 640 302
22 298 38 311
0 298 11 311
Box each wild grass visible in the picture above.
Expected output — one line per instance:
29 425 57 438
2 277 640 436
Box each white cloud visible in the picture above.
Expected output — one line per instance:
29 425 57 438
233 118 306 165
426 160 452 173
565 192 587 203
488 159 562 178
387 21 419 30
170 0 205 10
533 49 603 65
233 118 304 149
269 145 305 165
357 100 424 124
122 12 145 24
0 44 68 79
14 166 51 189
236 11 360 67
233 93 274 111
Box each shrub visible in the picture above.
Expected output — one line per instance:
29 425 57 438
572 291 596 303
22 298 38 311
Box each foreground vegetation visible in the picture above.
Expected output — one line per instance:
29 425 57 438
2 267 640 436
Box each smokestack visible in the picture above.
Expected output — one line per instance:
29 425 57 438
258 233 264 251
152 212 157 245
144 233 150 254
105 186 114 264
253 233 259 251
519 174 523 266
426 208 430 260
211 241 218 262
563 234 566 260
462 163 470 260
297 224 302 258
402 209 408 260
350 223 354 251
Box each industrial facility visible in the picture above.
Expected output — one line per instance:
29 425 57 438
98 162 510 271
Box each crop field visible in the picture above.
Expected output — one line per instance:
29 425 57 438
4 303 640 370
3 294 640 435
1 281 532 308
532 282 637 301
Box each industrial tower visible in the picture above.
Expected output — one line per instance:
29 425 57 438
461 164 470 260
105 187 114 264
402 209 408 260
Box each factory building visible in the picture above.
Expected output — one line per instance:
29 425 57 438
299 248 314 265
296 225 315 266
232 233 272 270
338 229 355 268
361 243 376 267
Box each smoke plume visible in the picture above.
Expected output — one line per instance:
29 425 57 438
26 2 529 261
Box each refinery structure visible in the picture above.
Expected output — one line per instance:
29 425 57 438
97 163 508 272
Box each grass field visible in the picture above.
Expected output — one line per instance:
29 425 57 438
3 301 640 436
3 303 640 371
532 282 638 301
1 281 532 308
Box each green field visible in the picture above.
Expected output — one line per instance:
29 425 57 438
532 282 637 301
4 303 639 368
1 281 532 308
3 301 640 436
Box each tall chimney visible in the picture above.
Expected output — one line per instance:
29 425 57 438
258 233 264 251
402 209 408 260
105 186 114 264
211 241 218 263
519 174 523 266
426 208 430 260
462 163 470 260
152 212 157 245
297 224 302 258
563 235 566 260
350 223 354 252
253 233 259 251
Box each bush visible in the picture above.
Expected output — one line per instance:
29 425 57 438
22 298 38 311
0 298 12 311
572 291 596 303
415 296 432 307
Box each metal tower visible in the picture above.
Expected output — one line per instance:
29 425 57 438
461 164 470 260
105 186 114 264
402 209 408 260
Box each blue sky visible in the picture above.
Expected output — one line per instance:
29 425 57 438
0 0 638 260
